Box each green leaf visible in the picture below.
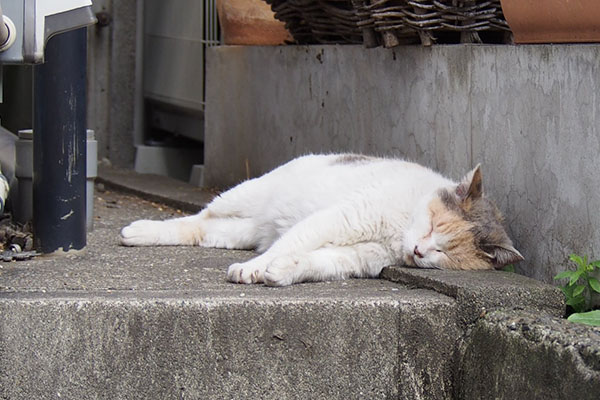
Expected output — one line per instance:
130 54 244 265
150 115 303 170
566 296 585 306
567 310 600 327
554 270 574 280
573 284 586 297
569 269 584 286
566 295 586 312
589 260 600 269
560 286 572 299
570 254 585 268
589 277 600 293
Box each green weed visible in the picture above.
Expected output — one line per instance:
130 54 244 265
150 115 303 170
554 254 600 326
501 264 516 273
567 310 600 326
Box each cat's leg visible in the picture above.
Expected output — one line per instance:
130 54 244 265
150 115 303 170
264 243 393 286
120 209 259 249
121 165 284 247
227 206 349 283
227 204 391 284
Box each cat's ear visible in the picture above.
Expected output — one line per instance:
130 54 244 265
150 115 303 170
456 164 483 202
484 244 525 269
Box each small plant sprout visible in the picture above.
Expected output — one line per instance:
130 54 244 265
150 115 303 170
554 254 600 326
501 264 515 273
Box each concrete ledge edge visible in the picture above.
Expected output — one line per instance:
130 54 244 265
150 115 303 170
381 266 565 324
97 165 214 213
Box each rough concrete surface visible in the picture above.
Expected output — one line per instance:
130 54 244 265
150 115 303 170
0 290 458 400
97 164 215 213
0 189 459 400
1 170 594 399
457 310 600 400
205 44 600 286
381 266 565 325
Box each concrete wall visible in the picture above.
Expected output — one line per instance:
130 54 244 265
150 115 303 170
205 45 600 284
457 310 600 399
87 0 139 168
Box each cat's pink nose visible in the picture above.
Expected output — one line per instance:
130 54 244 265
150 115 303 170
414 246 423 258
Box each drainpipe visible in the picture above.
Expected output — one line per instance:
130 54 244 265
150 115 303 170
33 27 87 254
0 2 15 52
0 0 14 213
0 3 8 46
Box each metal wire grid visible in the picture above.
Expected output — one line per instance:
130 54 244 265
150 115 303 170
204 0 220 47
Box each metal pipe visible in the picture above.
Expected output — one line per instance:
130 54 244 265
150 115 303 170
0 2 9 46
0 0 16 52
33 28 87 254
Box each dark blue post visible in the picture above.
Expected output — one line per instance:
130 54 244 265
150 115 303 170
33 28 87 253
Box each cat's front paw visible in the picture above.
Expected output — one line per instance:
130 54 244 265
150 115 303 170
264 255 299 287
120 219 170 246
227 261 266 284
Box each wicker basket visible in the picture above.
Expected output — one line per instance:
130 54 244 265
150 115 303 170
266 0 363 44
357 0 511 47
263 0 511 47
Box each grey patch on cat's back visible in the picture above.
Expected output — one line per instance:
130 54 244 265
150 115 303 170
332 154 375 165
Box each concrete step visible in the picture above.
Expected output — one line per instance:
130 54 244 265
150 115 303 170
0 189 458 399
0 172 595 399
0 282 459 400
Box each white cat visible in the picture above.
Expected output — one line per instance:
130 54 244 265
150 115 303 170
120 154 523 286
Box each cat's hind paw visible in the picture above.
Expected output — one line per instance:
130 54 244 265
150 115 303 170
227 262 266 284
264 255 299 287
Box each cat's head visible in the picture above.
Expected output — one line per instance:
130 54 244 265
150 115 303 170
403 165 524 271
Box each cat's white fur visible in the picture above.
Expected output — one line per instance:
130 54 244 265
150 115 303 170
120 154 489 285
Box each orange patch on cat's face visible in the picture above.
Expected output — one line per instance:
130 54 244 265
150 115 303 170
428 198 493 270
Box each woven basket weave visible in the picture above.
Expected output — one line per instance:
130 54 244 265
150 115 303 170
358 0 511 46
266 0 363 44
264 0 510 46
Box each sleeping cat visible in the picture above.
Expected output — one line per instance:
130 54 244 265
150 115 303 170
120 154 523 286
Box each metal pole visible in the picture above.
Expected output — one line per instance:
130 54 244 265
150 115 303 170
33 28 87 253
0 2 9 46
